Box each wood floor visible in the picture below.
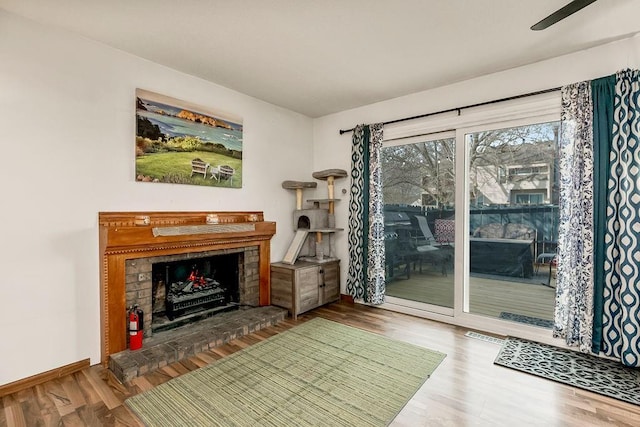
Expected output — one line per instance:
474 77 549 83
2 302 639 426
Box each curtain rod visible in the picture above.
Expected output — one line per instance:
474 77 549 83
338 86 562 135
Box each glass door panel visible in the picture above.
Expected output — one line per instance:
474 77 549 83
382 137 455 309
465 121 560 327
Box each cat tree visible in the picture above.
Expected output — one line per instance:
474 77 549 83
281 169 347 264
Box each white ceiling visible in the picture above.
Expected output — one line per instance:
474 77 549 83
2 0 640 117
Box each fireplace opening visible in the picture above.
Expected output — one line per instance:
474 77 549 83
151 253 241 333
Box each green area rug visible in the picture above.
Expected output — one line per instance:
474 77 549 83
126 317 446 426
495 337 640 406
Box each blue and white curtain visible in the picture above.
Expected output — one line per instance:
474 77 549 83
346 123 386 304
555 69 640 367
602 69 640 366
554 81 595 352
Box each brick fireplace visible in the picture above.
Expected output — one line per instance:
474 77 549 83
126 246 256 337
98 211 276 366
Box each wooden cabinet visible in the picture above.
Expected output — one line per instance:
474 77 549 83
270 260 340 319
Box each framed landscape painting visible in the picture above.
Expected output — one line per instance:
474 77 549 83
135 89 243 188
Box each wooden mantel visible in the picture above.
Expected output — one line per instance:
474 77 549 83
98 211 276 365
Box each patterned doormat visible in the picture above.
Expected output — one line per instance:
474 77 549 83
126 318 446 426
495 337 640 406
498 312 554 328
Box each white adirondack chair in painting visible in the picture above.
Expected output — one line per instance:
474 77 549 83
211 164 235 184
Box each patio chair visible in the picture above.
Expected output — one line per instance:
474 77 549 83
414 215 437 247
535 251 557 287
384 232 412 280
411 216 453 275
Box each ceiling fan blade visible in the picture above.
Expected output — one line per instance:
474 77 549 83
531 0 598 31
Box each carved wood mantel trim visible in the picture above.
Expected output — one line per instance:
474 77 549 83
98 211 276 366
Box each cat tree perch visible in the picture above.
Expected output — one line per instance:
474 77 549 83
281 180 317 210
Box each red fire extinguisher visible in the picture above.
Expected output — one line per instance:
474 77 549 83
128 305 144 350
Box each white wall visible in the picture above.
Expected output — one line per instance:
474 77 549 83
313 34 640 292
0 10 313 385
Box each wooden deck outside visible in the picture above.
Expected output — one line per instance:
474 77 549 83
386 265 556 323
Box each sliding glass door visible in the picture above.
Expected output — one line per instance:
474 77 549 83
382 133 455 313
381 118 560 329
464 120 560 327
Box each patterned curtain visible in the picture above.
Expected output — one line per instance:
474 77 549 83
590 75 616 354
554 81 595 352
602 69 640 367
346 123 386 304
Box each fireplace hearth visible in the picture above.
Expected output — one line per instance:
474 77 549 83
109 305 286 382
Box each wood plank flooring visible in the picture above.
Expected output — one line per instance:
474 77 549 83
3 302 639 426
